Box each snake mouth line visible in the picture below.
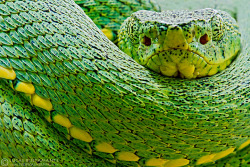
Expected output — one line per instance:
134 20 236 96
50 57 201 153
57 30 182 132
146 48 211 65
144 48 235 79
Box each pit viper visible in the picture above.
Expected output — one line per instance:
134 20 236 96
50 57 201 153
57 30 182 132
0 0 249 167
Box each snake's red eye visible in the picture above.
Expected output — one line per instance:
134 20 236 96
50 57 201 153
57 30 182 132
200 34 209 45
143 36 151 46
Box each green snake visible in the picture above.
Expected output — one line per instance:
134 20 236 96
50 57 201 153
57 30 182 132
0 0 249 167
118 9 240 79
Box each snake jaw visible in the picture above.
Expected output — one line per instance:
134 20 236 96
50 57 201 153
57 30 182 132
144 37 240 79
145 49 208 79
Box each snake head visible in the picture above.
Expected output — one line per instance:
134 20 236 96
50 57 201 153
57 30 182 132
118 8 241 79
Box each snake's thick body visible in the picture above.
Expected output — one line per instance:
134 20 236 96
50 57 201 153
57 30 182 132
0 0 249 167
75 0 160 41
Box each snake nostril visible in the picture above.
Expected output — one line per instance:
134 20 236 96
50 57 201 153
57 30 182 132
200 34 209 45
143 36 151 46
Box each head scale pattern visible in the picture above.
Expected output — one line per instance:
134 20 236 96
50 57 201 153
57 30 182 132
118 8 241 79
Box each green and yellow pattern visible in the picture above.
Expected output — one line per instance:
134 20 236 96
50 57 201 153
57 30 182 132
0 0 249 167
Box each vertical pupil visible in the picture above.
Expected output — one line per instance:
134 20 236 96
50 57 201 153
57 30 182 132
143 36 151 46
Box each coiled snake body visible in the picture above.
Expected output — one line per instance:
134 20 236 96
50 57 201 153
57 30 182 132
0 0 249 167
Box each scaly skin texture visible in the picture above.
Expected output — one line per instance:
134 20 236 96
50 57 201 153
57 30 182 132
0 0 249 167
118 9 241 79
0 80 112 167
74 0 160 41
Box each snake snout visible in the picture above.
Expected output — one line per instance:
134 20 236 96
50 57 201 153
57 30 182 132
163 25 189 50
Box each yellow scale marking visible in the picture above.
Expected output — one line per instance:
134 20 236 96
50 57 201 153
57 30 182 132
0 66 16 80
101 28 114 41
95 142 117 154
69 126 93 142
32 94 53 111
145 158 168 166
15 82 35 94
53 114 72 128
117 152 140 161
238 139 250 150
146 158 189 167
196 147 235 165
164 159 190 167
